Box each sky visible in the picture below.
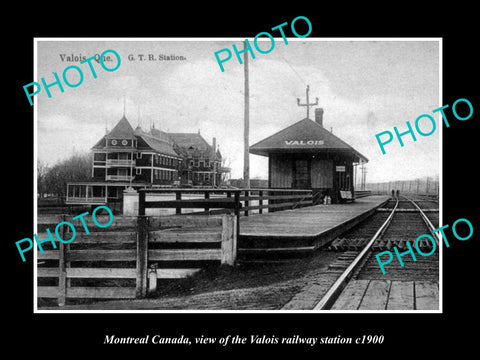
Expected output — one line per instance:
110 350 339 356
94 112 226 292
35 38 440 183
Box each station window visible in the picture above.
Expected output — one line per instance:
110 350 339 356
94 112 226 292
136 168 141 175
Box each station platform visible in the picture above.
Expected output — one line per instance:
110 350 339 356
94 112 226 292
238 195 390 257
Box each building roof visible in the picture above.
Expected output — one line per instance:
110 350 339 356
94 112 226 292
168 133 210 150
149 127 175 144
168 133 216 159
249 118 368 163
92 117 221 160
137 133 180 157
105 116 136 139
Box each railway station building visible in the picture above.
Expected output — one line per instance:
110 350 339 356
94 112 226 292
249 107 368 204
66 116 229 207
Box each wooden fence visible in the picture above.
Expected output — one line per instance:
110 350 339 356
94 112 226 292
37 213 236 306
138 188 313 216
37 188 312 306
354 190 372 198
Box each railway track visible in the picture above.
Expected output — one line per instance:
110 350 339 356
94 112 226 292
313 196 440 310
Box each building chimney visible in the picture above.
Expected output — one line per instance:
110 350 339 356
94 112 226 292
212 137 217 159
315 108 324 126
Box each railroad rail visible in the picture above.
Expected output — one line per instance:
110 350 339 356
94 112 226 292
313 196 439 310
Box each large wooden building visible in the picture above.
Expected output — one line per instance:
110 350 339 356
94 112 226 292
66 116 229 206
250 107 368 204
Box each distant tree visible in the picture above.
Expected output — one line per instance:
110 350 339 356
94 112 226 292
37 160 49 198
43 152 92 199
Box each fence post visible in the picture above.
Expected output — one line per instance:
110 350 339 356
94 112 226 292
57 215 67 306
204 191 210 213
221 214 237 266
244 190 249 216
136 215 149 298
234 191 240 240
269 190 275 213
176 191 182 215
259 190 263 214
138 190 146 216
58 241 67 306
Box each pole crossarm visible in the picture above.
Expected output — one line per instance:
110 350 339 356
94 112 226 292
297 85 319 119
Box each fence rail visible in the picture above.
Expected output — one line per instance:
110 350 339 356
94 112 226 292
37 213 236 306
38 188 314 306
354 190 372 198
138 188 313 217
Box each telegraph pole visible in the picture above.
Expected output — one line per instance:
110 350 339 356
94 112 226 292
297 85 318 119
243 41 250 188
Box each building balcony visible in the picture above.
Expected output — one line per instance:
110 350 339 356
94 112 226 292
106 175 135 181
106 159 135 167
65 196 107 205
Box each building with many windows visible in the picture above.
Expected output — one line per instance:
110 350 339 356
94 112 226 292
66 116 229 206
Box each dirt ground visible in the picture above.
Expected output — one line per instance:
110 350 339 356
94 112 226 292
40 251 342 311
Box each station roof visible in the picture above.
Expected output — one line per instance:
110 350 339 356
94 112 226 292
249 118 368 163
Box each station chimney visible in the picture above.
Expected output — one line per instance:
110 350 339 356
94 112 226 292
315 108 324 127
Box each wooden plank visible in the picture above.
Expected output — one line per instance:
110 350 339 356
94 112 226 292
148 249 222 261
66 268 136 279
241 204 271 211
221 214 237 265
149 216 223 228
331 280 370 310
37 286 60 298
386 281 414 310
136 216 148 298
38 250 59 260
74 231 137 244
415 281 439 310
37 215 63 225
58 239 67 306
67 250 137 261
144 199 236 209
149 230 222 243
62 215 137 230
37 267 59 277
156 268 201 279
358 280 391 310
266 201 312 209
67 286 136 299
239 194 312 201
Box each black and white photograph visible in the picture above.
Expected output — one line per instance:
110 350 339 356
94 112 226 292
33 38 441 312
6 8 479 356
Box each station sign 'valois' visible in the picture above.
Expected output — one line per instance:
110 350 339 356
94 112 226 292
285 140 324 145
